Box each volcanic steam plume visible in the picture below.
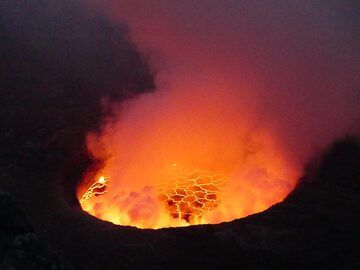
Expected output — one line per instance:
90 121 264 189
78 1 360 229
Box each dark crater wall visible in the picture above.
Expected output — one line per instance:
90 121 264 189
0 1 359 269
1 136 359 269
0 0 155 186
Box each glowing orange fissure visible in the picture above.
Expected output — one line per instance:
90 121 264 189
79 164 225 227
80 175 109 203
158 165 224 224
77 101 298 229
78 152 297 229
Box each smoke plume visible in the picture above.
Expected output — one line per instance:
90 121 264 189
0 0 154 180
78 1 360 228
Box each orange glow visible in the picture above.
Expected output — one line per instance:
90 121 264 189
77 2 300 229
76 1 358 229
98 176 105 183
157 166 224 224
77 112 298 228
80 175 109 203
75 40 300 228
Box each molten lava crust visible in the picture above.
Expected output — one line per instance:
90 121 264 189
158 166 224 224
79 165 226 227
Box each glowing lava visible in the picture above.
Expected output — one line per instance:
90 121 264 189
78 146 297 229
80 175 109 203
77 108 299 229
79 165 227 227
158 165 224 224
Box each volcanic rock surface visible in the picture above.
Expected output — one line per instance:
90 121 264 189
0 191 74 270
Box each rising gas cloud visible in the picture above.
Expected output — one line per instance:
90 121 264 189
79 1 360 228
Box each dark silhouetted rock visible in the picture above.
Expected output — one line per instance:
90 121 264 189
1 233 74 270
0 191 75 270
0 191 32 259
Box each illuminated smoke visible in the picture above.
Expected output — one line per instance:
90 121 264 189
78 1 360 228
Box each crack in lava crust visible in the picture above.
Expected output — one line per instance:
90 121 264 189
158 164 224 224
79 164 225 228
80 176 109 203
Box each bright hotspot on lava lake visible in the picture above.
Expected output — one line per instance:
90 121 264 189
79 164 225 227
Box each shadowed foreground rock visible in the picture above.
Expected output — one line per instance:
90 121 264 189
0 191 74 270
